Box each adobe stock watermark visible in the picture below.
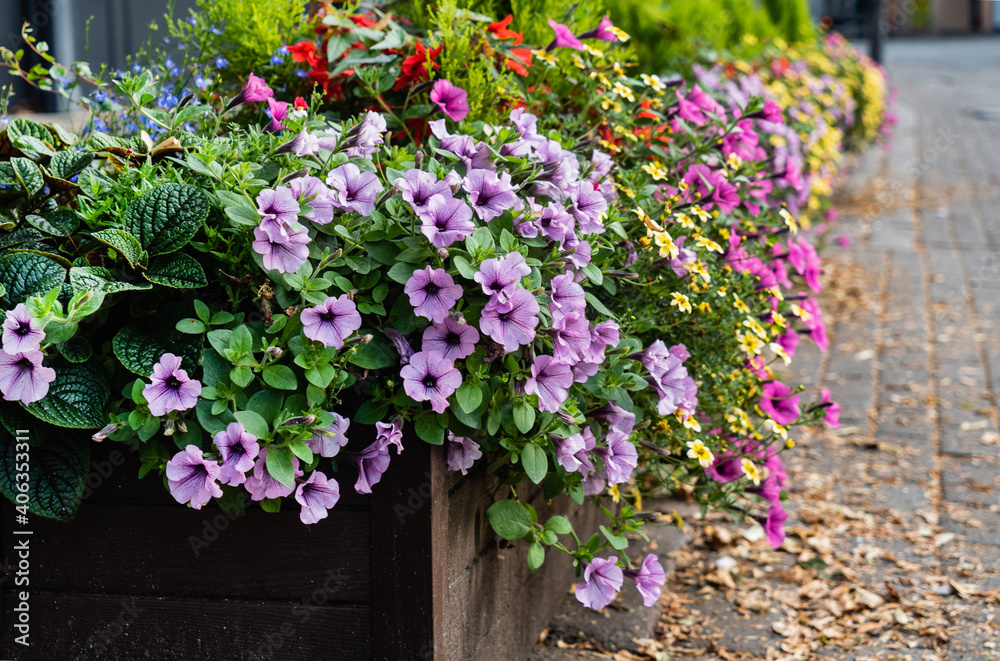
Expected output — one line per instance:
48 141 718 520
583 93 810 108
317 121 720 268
10 428 32 648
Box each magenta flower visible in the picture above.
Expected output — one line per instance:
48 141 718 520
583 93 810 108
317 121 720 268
820 388 841 429
288 176 335 225
596 428 638 485
463 169 518 222
420 195 476 248
256 187 300 236
398 169 452 218
404 267 463 323
761 100 783 123
479 288 540 352
474 252 531 305
429 79 470 122
212 422 260 487
301 295 362 349
347 418 402 494
401 350 462 414
226 72 273 109
252 223 310 274
166 445 222 510
447 431 482 475
244 447 302 501
546 19 585 51
676 85 723 126
325 163 384 216
2 303 44 354
143 353 202 417
305 412 350 457
625 554 666 607
422 317 479 362
777 329 799 358
575 557 623 610
0 350 55 404
760 504 789 548
524 355 574 413
579 16 619 42
760 381 800 426
266 97 289 132
555 427 595 475
295 471 341 524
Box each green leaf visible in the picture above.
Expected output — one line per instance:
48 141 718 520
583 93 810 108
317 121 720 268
124 183 209 256
521 443 547 484
246 390 283 427
414 415 445 445
56 336 92 363
600 525 629 551
355 399 389 425
288 442 314 463
386 262 415 284
544 515 573 535
224 204 260 226
585 292 615 318
92 229 147 268
25 209 79 236
527 541 545 571
0 252 65 306
262 365 297 390
144 253 208 288
513 402 536 434
24 365 109 429
68 266 152 294
455 382 483 414
233 410 269 439
260 497 281 513
486 499 533 541
265 446 296 489
112 325 200 376
10 157 44 197
50 150 93 180
0 430 89 521
348 340 395 370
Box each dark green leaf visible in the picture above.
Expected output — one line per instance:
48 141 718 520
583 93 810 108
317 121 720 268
455 382 483 413
68 266 152 294
0 429 89 521
56 336 92 363
10 157 44 198
112 325 199 376
513 402 536 434
544 515 573 535
233 410 269 439
486 499 533 541
50 150 94 180
262 365 297 390
348 340 396 370
144 253 208 288
124 183 209 255
521 443 547 484
92 229 147 268
0 252 65 306
265 446 296 489
24 365 109 429
414 415 445 445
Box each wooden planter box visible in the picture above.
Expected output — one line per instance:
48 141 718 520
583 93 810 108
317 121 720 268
1 438 599 660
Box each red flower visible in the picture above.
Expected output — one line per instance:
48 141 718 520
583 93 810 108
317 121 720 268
488 15 523 45
394 42 443 90
349 12 377 28
506 48 533 76
294 96 308 109
287 42 322 68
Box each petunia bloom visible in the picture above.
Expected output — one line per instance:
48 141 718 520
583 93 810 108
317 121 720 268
429 79 470 122
760 381 800 426
342 111 386 158
288 176 335 225
305 412 351 457
212 422 260 487
326 163 384 216
295 471 341 524
555 427 596 475
400 350 462 414
404 267 463 323
463 169 518 222
421 317 479 362
474 252 531 305
546 19 585 51
226 72 273 109
347 418 403 494
575 556 623 610
398 169 452 218
420 195 476 248
760 503 789 548
596 428 638 485
0 350 55 404
255 187 301 235
301 295 362 349
252 224 311 274
166 445 222 510
524 354 574 413
578 16 619 42
266 97 289 132
624 554 666 607
244 447 302 501
479 288 540 352
2 303 45 354
143 353 202 417
447 431 482 475
820 388 841 429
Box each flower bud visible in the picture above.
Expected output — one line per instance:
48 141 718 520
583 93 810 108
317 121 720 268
282 414 317 427
265 346 284 359
91 423 120 442
163 419 176 436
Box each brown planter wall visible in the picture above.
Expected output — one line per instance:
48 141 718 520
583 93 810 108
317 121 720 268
0 438 599 660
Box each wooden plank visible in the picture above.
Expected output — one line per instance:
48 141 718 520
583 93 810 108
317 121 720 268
0 593 371 660
370 437 448 660
0 502 371 602
443 461 503 581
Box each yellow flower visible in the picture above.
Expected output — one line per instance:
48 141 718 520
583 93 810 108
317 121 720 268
600 97 622 113
744 318 767 340
727 407 751 431
609 483 621 503
691 205 710 222
613 81 635 102
572 55 586 70
695 236 723 253
654 231 679 259
732 295 749 313
641 161 669 181
726 153 742 170
771 312 787 329
607 26 630 42
676 212 695 229
697 301 712 313
688 261 710 283
741 458 762 485
716 286 728 297
785 438 796 449
770 343 791 365
533 49 556 66
686 440 715 468
790 303 812 323
737 331 763 355
612 61 625 77
655 418 670 432
583 44 604 58
671 292 692 313
640 73 666 92
680 410 701 432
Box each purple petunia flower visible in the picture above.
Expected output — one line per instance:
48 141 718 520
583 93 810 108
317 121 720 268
447 431 482 475
305 412 351 457
474 252 531 305
575 556 623 610
524 354 574 413
226 72 273 109
143 353 202 417
295 471 341 524
0 350 55 404
760 503 789 548
569 181 608 235
820 388 841 429
555 427 596 475
288 176 335 225
398 169 452 218
252 224 311 274
420 195 476 248
376 417 404 454
479 288 540 352
343 111 386 159
624 554 666 607
549 273 586 316
400 350 462 414
463 169 518 222
404 267 463 323
595 428 638 485
546 19 585 51
266 97 288 132
244 447 301 501
430 79 470 122
347 418 403 494
277 129 321 156
325 163 384 216
301 295 362 349
760 381 800 426
2 303 44 354
551 311 591 365
256 187 300 235
166 445 222 509
588 401 636 436
642 340 697 416
583 320 621 364
212 422 260 487
422 317 479 362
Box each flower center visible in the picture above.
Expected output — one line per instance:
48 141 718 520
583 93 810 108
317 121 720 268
15 357 33 371
424 282 440 295
165 376 182 390
498 312 510 322
319 311 337 322
15 322 31 337
422 375 437 389
445 332 462 346
489 281 504 292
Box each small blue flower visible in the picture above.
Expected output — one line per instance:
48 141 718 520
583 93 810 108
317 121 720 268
296 70 309 78
194 75 211 89
132 63 143 73
91 90 108 103
69 174 80 183
124 122 139 133
92 118 109 133
165 57 175 69
158 92 179 109
187 15 197 26
169 66 181 77
210 24 223 36
270 54 285 65
213 56 229 69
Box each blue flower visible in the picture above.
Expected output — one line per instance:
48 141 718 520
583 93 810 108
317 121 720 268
187 15 197 26
169 66 181 77
91 90 108 103
132 63 143 73
124 122 139 133
296 70 309 78
92 118 109 133
210 24 223 36
194 74 210 89
157 92 179 109
165 57 175 69
213 56 228 69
